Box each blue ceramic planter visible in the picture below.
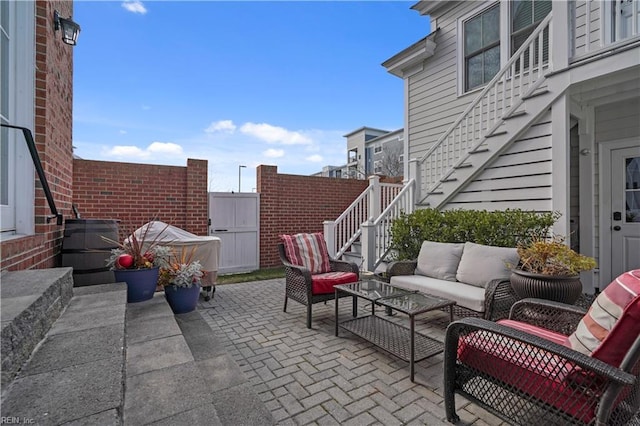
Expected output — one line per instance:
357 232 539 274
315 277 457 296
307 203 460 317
164 284 200 314
114 267 159 303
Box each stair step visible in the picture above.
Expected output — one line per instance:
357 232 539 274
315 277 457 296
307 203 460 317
522 88 550 100
440 177 457 183
0 267 74 390
504 109 527 120
1 281 127 424
486 129 508 138
428 190 444 195
468 147 489 154
454 163 473 169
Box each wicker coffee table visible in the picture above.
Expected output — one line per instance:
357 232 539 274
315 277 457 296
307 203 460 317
335 280 456 382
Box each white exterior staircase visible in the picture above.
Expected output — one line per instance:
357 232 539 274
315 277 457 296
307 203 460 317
329 12 572 272
414 13 559 209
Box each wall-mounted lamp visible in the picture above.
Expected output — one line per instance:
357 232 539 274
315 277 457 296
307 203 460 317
54 10 81 46
580 148 591 156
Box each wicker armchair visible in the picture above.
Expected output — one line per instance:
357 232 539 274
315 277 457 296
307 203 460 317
387 260 517 320
444 298 640 425
278 243 359 329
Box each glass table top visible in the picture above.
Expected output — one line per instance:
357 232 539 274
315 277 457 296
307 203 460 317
375 292 455 315
335 279 413 301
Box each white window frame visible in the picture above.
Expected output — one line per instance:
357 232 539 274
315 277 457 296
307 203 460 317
1 1 35 239
457 1 501 95
458 1 553 95
373 146 382 153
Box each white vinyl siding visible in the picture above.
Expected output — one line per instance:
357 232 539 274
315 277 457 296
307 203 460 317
572 0 603 57
445 111 553 211
593 98 640 271
408 1 489 163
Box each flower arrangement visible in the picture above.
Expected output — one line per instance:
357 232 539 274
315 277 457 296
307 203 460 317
158 247 204 288
515 235 596 276
103 221 172 270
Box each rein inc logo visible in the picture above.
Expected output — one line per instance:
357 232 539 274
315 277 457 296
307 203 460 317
0 418 34 424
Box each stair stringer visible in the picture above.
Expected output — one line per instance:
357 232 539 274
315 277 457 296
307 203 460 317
419 78 567 210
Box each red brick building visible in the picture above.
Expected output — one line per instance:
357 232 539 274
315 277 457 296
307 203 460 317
0 1 208 272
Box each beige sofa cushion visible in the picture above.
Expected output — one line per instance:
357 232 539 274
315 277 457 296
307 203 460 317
415 241 464 281
456 242 519 288
390 274 485 313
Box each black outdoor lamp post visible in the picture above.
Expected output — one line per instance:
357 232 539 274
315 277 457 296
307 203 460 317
54 10 81 46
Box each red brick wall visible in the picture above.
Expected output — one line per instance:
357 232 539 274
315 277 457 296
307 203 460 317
258 165 369 268
72 159 208 237
1 1 74 271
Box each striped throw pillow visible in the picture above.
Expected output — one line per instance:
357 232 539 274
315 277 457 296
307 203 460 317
280 233 331 274
565 270 640 365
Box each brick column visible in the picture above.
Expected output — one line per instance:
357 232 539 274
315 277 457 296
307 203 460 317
186 159 208 235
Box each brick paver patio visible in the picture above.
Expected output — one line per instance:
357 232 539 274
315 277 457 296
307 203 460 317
198 279 507 425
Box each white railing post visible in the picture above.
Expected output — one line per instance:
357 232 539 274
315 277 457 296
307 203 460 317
368 175 381 221
408 158 420 203
552 1 568 70
323 220 336 257
360 220 375 272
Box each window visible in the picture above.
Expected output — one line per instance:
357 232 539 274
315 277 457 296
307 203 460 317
374 146 382 153
464 4 500 91
348 148 357 163
511 0 551 70
1 0 35 237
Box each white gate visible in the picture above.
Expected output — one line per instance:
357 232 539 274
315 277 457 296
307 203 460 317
209 192 260 274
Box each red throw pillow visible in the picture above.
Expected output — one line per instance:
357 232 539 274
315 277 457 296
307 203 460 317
564 269 640 367
280 233 331 274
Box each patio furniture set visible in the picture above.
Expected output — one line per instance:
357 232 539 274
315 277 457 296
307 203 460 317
278 233 640 425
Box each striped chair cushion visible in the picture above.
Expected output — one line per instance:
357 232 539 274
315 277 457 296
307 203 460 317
280 233 331 274
311 271 359 295
565 269 640 366
498 319 568 346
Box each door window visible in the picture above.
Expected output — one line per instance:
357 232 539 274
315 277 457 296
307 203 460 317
625 156 640 223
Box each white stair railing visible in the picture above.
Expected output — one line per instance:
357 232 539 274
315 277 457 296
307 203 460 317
324 176 403 258
418 13 553 202
361 179 415 272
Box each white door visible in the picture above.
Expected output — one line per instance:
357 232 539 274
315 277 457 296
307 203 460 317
610 144 640 279
209 192 259 274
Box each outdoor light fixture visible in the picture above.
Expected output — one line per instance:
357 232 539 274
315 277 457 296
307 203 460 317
54 10 81 46
238 165 247 193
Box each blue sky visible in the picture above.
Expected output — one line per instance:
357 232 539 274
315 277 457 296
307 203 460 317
72 1 430 192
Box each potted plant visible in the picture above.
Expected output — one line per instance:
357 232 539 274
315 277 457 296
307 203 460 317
104 221 171 303
510 236 597 304
159 247 204 314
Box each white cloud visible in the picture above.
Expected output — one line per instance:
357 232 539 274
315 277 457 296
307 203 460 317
240 122 311 145
263 148 284 158
205 120 236 134
105 145 147 158
306 154 323 163
147 142 183 155
102 142 183 160
122 1 147 14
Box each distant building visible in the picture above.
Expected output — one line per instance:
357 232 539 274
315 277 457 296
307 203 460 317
314 127 404 179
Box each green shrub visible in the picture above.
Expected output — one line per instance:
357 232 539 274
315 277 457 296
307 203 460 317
390 208 560 260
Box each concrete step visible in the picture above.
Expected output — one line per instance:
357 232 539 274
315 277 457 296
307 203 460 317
1 267 274 425
1 267 74 390
1 281 128 424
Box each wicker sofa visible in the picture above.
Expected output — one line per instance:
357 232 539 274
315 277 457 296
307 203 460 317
387 241 520 320
443 269 640 425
